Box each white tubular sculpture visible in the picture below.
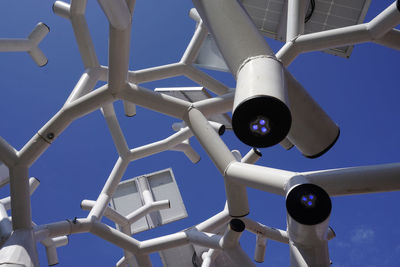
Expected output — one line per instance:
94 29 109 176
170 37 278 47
0 0 400 266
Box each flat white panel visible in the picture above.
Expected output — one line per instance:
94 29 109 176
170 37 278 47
194 34 230 72
111 168 187 234
110 180 149 233
147 169 188 225
240 0 371 58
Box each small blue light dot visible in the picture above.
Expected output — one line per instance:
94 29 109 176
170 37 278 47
261 127 267 133
259 119 266 125
307 201 313 206
309 195 314 200
252 124 258 130
301 196 307 202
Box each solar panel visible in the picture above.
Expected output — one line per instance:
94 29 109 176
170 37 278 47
155 87 232 129
110 168 188 234
242 0 372 57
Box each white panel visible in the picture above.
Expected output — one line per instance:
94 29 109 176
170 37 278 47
110 168 188 234
147 169 188 225
110 180 149 233
240 0 371 58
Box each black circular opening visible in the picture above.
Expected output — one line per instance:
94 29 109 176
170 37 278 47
232 95 291 148
286 183 331 225
229 219 245 232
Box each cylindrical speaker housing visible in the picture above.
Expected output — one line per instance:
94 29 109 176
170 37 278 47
285 71 339 158
232 57 292 147
192 0 292 147
286 183 331 245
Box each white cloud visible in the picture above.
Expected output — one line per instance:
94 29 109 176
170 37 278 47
350 227 375 243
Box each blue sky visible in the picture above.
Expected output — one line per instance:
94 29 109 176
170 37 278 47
0 0 399 266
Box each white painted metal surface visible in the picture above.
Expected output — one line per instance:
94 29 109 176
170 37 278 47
0 0 399 266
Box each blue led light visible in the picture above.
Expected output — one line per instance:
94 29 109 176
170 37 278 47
261 127 267 133
307 201 313 206
309 195 314 200
259 119 266 125
301 196 307 202
252 124 258 130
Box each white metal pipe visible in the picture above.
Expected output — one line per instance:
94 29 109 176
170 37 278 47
116 257 127 267
1 177 41 211
65 68 101 104
224 178 249 217
45 245 59 266
241 218 289 244
128 127 193 161
0 39 31 51
0 137 18 167
286 0 307 41
70 0 87 15
0 164 9 188
37 218 92 238
53 1 71 19
285 69 339 158
289 241 330 267
108 24 132 93
280 137 294 150
201 249 219 267
81 199 128 225
18 85 112 167
97 0 131 30
126 200 170 224
189 8 201 23
125 0 136 14
208 121 226 136
367 1 400 39
184 65 231 95
0 229 39 267
119 225 139 267
135 254 153 267
276 24 369 66
181 21 208 64
195 208 230 233
185 230 222 249
0 203 12 247
139 232 188 254
254 235 267 263
17 134 50 168
52 236 68 247
224 246 256 267
170 141 201 164
88 157 129 220
301 162 400 196
123 101 136 117
185 108 237 174
38 85 112 143
90 222 140 253
9 166 31 230
118 83 191 119
241 148 262 164
278 2 400 66
192 91 234 118
374 28 400 50
101 104 130 158
70 14 99 68
225 162 294 195
219 219 245 249
128 63 185 84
